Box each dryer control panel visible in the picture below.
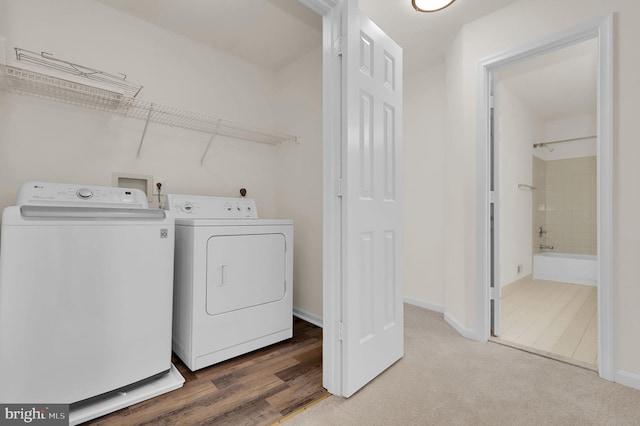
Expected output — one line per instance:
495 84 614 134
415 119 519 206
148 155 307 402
166 194 258 219
15 182 148 208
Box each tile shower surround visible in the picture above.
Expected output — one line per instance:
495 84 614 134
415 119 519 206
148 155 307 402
533 156 597 255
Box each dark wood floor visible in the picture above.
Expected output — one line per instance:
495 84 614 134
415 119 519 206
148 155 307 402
87 318 326 426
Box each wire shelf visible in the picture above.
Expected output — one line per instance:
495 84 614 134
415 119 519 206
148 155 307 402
118 99 297 145
0 50 298 149
15 48 143 98
2 65 125 111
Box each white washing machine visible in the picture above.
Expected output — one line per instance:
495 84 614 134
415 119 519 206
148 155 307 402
0 182 184 424
167 194 293 371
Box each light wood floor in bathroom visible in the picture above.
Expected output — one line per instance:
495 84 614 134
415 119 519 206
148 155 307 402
87 318 326 426
498 279 597 368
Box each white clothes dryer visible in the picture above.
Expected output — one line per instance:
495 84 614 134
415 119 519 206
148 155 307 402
167 194 293 371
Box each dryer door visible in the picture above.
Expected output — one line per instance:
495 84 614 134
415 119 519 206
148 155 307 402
206 233 286 315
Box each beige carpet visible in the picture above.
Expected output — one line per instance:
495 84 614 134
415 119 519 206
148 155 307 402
285 304 640 425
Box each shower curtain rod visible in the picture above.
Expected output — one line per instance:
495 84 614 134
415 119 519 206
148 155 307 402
533 134 597 148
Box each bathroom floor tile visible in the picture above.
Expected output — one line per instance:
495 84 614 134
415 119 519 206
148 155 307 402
500 278 597 368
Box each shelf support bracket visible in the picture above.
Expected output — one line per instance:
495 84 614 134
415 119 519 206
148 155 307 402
136 103 154 158
200 133 217 165
200 119 222 165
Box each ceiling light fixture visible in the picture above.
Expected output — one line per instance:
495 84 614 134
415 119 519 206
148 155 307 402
412 0 457 13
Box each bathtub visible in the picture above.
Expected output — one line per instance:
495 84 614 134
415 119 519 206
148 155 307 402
533 252 598 286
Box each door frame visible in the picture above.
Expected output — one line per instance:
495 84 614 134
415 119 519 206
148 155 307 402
298 0 344 396
302 0 405 397
475 13 614 380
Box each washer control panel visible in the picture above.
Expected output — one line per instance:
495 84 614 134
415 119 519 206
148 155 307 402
166 194 258 219
15 182 148 208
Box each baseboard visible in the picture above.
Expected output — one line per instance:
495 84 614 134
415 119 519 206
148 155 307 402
404 297 445 313
615 370 640 391
444 312 482 341
501 274 533 298
296 299 445 329
293 306 323 328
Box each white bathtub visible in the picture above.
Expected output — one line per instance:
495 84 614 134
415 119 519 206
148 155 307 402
533 252 598 286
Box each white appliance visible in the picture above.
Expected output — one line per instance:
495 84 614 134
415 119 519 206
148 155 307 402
0 182 184 424
167 194 293 371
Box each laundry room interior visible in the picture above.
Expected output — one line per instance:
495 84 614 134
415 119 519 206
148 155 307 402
3 0 640 424
0 0 325 423
0 0 324 316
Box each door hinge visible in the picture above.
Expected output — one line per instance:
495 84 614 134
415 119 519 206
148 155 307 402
489 287 496 300
489 191 496 204
336 178 343 198
335 36 343 57
338 321 344 341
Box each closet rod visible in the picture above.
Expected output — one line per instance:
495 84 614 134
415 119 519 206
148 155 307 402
533 135 596 149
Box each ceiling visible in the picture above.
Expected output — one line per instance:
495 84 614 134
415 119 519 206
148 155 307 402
97 0 323 72
498 39 597 121
97 0 592 121
359 0 520 72
98 0 520 73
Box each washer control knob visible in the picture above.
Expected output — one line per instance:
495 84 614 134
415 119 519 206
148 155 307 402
76 188 93 199
181 202 194 213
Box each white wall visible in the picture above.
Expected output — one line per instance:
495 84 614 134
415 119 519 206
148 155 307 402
275 46 323 320
0 0 324 321
403 63 446 310
0 0 282 216
495 84 540 287
444 0 640 385
443 28 473 331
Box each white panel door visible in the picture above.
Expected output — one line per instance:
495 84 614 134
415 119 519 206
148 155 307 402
342 0 403 397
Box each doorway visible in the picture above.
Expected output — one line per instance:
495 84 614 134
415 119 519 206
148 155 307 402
476 14 614 380
492 39 599 369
